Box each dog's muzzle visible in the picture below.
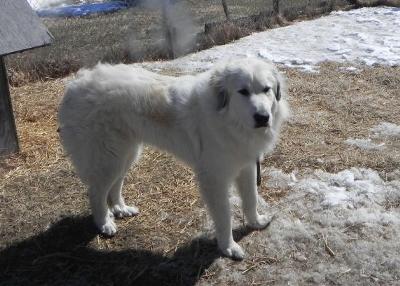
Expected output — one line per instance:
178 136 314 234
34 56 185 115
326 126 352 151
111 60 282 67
254 113 270 128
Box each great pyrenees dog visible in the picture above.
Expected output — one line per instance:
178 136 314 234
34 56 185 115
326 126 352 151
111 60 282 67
58 58 289 260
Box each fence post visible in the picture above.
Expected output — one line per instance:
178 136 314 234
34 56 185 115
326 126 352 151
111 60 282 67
0 56 19 155
162 0 175 58
273 0 280 15
222 0 231 20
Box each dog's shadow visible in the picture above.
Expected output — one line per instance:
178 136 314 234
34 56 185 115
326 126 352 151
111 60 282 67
0 216 255 286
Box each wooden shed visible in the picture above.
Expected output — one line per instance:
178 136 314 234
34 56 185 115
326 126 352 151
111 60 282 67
0 0 53 156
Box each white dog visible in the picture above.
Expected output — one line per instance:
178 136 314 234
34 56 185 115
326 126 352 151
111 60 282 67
58 58 289 260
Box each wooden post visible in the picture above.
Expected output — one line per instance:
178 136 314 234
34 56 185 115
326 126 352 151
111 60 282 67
0 56 19 155
273 0 280 15
222 0 231 20
162 0 175 59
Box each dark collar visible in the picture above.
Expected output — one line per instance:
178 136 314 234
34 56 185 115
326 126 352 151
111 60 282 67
256 160 261 186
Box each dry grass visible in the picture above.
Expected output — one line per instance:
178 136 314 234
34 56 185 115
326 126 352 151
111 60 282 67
273 63 400 175
0 63 399 285
350 0 400 7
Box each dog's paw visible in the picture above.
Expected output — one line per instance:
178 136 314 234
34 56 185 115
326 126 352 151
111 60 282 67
111 204 139 218
220 241 245 261
108 209 114 218
99 219 117 236
248 214 274 230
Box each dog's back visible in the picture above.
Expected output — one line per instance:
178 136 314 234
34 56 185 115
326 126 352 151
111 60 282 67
58 63 177 183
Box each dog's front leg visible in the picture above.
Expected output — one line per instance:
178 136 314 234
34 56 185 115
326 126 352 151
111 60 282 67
198 173 245 260
236 164 273 229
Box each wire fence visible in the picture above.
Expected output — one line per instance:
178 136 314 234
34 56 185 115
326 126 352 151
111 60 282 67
183 0 351 25
6 0 360 84
163 0 352 58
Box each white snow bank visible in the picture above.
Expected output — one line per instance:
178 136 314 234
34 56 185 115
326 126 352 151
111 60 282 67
27 0 100 10
143 7 400 73
27 0 68 10
200 167 400 284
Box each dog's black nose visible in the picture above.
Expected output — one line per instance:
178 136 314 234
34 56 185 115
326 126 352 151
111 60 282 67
254 113 270 128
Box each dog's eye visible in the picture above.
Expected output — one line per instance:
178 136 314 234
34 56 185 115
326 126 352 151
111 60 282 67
263 86 271 93
238 88 250 97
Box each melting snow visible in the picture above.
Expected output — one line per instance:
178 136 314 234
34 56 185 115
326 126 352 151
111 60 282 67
344 122 400 150
371 122 400 138
143 7 400 73
289 168 395 208
201 167 400 284
345 138 385 150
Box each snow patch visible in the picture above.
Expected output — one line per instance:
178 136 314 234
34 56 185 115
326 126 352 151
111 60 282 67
345 138 385 150
344 122 399 151
291 168 389 208
141 7 400 73
339 66 361 73
201 167 400 284
371 122 400 138
27 0 101 10
28 0 69 9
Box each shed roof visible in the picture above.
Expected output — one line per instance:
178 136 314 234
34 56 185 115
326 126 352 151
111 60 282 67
0 0 53 56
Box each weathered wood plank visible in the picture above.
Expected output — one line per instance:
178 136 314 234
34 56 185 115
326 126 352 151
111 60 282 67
222 0 231 20
273 0 280 15
0 56 19 155
0 0 53 56
162 0 176 59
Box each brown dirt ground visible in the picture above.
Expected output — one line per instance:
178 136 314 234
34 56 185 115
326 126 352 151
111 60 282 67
0 63 399 285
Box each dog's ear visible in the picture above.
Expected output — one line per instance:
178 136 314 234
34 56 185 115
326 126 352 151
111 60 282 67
211 69 230 111
274 70 286 102
276 81 281 101
217 89 229 111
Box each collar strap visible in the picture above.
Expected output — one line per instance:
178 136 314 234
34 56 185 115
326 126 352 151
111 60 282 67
256 160 261 186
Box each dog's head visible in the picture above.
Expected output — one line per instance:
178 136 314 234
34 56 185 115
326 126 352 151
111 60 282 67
211 58 287 133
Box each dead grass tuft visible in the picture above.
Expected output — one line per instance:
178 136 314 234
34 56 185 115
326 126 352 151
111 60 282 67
349 0 400 8
202 22 250 47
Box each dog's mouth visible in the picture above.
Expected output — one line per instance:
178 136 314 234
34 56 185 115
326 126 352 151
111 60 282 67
254 122 270 129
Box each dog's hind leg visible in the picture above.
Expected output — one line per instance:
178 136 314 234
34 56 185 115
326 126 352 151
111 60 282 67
85 140 141 236
89 179 118 236
236 164 273 229
108 143 142 218
108 178 139 218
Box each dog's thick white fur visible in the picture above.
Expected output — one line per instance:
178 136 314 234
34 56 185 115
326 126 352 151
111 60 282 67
58 58 289 260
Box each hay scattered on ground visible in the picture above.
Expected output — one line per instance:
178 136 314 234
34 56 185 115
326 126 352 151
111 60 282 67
271 63 400 175
0 63 399 285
